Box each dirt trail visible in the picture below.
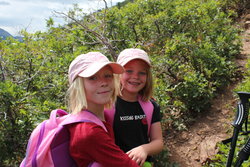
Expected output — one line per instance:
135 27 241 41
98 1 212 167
165 13 250 167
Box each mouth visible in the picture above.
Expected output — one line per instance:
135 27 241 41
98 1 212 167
128 81 140 86
98 90 112 94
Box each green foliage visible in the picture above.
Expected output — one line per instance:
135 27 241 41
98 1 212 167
220 0 250 16
0 81 32 166
153 148 179 167
235 59 250 93
0 0 244 166
0 30 72 166
203 143 228 166
207 133 250 166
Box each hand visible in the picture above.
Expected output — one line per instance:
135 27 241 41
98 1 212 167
126 146 148 166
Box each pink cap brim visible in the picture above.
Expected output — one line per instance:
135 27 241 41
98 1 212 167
121 57 151 67
117 48 151 67
78 62 124 78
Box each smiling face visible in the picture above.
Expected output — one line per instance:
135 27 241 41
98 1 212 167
83 66 114 109
120 59 149 100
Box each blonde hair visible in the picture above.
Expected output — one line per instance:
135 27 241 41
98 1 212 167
139 67 153 101
66 77 87 114
66 74 120 114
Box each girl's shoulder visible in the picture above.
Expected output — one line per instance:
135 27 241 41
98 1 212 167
149 98 160 109
68 122 109 139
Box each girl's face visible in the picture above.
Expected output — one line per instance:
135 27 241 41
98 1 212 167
83 66 114 107
121 59 148 96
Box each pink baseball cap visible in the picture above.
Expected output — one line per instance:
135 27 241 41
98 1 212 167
117 48 151 66
68 52 124 84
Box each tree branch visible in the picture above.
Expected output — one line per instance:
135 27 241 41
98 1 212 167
0 54 6 81
55 10 117 60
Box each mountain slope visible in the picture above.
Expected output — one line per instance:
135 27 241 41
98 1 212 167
0 28 23 41
0 28 13 40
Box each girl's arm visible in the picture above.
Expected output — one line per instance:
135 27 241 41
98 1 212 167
127 122 164 166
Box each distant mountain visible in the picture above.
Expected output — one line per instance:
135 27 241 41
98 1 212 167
0 28 23 41
0 28 12 39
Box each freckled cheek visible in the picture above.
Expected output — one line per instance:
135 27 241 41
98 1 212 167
120 74 129 82
120 78 127 87
106 79 114 87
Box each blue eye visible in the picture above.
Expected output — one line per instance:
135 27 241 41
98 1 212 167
139 71 147 75
126 70 133 74
105 74 113 78
88 76 97 80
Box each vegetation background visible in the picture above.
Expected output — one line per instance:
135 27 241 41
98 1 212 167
0 0 249 166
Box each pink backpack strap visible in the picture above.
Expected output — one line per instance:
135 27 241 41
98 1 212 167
61 110 107 132
138 97 154 136
47 109 68 127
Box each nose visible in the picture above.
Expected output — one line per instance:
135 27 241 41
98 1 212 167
131 72 139 79
100 77 109 87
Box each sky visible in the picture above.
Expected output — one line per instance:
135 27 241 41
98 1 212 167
0 0 124 36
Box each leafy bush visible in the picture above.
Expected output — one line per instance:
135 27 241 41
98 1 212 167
153 148 179 167
0 0 244 166
0 81 32 166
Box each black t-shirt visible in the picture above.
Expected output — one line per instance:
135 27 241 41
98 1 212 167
113 96 161 154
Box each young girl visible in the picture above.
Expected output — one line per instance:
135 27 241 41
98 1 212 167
105 48 164 166
67 52 139 167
